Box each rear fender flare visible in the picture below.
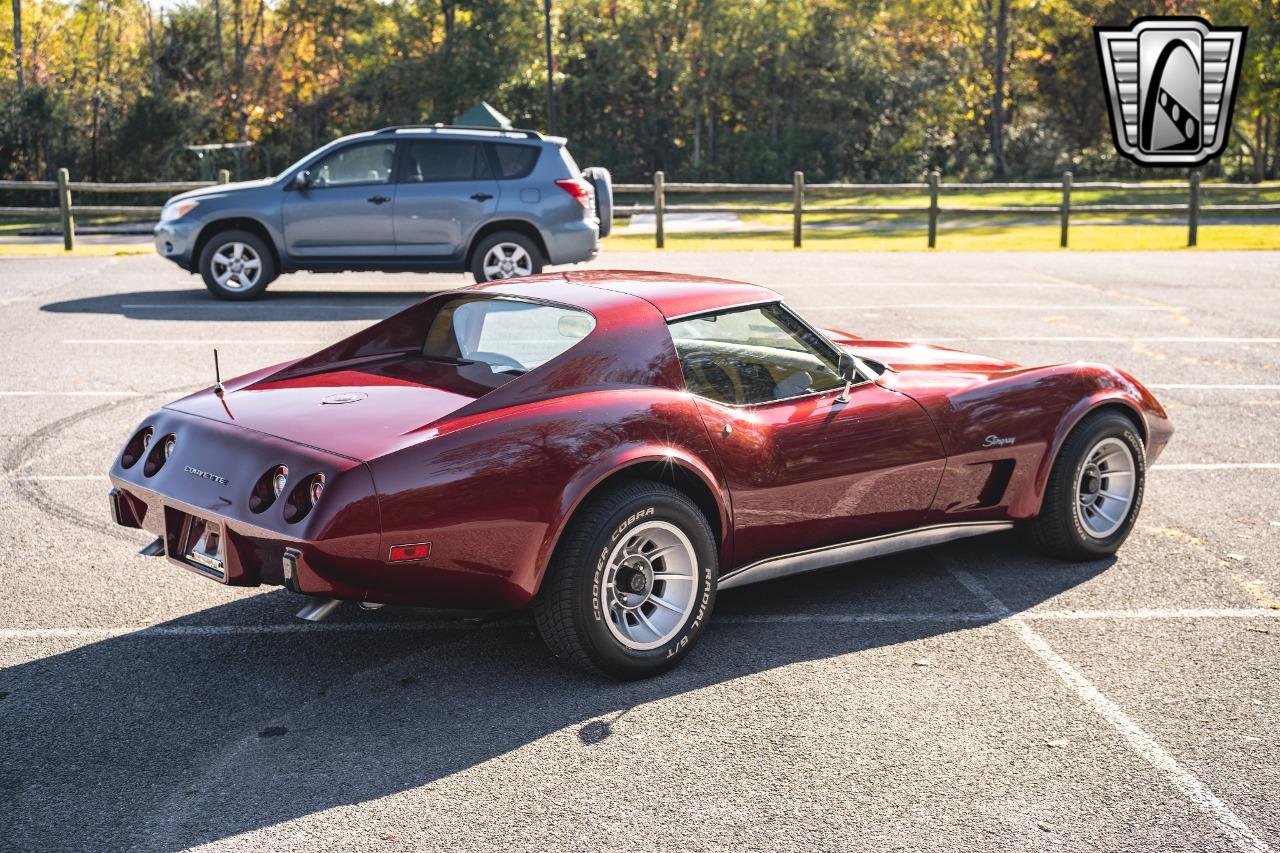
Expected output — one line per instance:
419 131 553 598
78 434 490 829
533 444 730 594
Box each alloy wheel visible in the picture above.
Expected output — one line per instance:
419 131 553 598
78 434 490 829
1075 436 1137 538
482 242 534 280
598 520 699 651
210 242 262 291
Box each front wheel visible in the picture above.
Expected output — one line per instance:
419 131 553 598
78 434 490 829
1027 411 1146 560
470 231 543 283
534 481 717 679
198 229 277 300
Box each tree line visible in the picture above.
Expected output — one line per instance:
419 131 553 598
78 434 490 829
2 0 1280 185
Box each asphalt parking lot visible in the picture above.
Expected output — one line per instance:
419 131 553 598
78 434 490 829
0 249 1277 852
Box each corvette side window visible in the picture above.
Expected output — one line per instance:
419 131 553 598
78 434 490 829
668 304 843 406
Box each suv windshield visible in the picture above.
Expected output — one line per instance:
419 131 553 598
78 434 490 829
423 297 596 375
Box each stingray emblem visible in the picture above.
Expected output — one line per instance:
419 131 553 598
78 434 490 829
1095 17 1246 167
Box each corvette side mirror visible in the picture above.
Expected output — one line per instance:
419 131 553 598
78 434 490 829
837 352 857 403
292 170 312 190
838 352 857 382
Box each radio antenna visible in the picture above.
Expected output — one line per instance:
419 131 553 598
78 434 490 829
213 348 225 397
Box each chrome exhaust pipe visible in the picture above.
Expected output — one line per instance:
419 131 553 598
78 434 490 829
139 537 165 557
295 597 342 622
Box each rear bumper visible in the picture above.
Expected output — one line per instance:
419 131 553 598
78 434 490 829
108 409 382 597
545 219 599 265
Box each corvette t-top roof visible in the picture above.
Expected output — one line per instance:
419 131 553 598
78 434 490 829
463 270 781 320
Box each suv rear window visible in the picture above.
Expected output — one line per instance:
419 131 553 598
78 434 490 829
400 140 492 183
493 144 540 179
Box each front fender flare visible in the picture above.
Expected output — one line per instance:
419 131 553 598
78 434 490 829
1011 369 1150 518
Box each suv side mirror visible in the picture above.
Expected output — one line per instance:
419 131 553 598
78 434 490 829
292 170 311 190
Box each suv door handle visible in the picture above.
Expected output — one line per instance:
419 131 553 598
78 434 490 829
367 194 390 205
470 192 493 202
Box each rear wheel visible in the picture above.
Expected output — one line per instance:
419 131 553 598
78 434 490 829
534 481 717 679
198 229 276 300
1027 411 1146 560
470 231 543 283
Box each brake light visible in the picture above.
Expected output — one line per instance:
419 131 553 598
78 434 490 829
389 542 431 562
555 178 592 208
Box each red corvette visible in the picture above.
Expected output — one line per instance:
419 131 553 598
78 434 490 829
109 271 1172 678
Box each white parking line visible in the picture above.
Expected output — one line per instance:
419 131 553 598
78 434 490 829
801 282 1093 289
946 563 1272 853
803 304 1178 311
62 339 326 345
1149 384 1280 390
1024 608 1277 620
121 303 408 310
1153 463 1280 471
918 336 1280 344
0 622 498 640
0 391 145 397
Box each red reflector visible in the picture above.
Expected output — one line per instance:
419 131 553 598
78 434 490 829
554 178 592 207
389 542 431 562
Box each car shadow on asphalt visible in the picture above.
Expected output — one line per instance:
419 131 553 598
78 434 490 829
0 535 1112 851
40 289 445 323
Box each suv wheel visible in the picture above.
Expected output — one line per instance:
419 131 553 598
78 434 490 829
199 229 276 300
471 231 543 283
534 481 717 679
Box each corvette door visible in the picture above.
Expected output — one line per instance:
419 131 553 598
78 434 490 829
669 304 946 569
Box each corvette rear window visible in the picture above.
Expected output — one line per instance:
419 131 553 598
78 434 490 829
423 297 595 376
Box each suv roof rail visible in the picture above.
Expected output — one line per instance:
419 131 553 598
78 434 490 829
374 124 544 140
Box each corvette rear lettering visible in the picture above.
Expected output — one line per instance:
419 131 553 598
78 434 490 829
183 466 229 486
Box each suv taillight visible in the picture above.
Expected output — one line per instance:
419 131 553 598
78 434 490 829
555 178 593 209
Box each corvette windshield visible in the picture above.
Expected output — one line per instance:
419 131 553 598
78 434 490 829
423 296 596 376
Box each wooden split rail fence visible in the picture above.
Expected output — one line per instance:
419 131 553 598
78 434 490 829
615 170 1280 248
2 169 1279 251
0 169 230 250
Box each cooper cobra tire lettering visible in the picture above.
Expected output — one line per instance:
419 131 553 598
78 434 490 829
533 483 717 679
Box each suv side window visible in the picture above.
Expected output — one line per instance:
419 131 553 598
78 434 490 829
492 144 540 179
310 141 396 188
399 140 492 183
668 304 844 406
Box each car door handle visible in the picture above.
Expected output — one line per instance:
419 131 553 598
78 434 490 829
367 195 390 205
470 192 493 202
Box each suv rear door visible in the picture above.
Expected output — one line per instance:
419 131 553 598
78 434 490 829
393 138 499 258
282 139 398 257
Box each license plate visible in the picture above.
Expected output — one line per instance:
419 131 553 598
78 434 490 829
183 516 225 575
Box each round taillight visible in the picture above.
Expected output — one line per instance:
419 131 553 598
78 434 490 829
284 472 326 523
143 434 176 477
121 426 154 469
249 464 287 514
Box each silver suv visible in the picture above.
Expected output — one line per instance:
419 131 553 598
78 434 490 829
153 125 613 299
